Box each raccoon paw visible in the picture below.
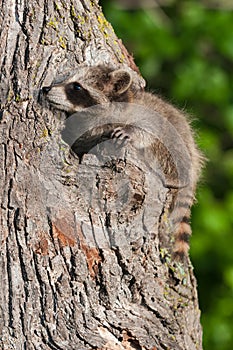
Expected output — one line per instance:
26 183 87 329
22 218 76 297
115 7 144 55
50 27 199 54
111 126 133 146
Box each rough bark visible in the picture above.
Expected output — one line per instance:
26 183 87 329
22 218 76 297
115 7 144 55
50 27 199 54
0 1 202 349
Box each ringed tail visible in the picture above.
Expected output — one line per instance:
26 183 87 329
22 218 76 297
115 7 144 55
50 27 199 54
171 192 194 259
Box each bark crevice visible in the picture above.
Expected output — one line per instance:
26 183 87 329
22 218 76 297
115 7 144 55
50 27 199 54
0 1 202 349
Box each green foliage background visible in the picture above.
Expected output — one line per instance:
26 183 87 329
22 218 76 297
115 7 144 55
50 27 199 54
101 1 233 349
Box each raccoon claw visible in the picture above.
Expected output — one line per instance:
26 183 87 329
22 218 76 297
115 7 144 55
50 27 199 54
111 126 132 146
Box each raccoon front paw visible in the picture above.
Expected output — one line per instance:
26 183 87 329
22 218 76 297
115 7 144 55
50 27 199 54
111 126 133 146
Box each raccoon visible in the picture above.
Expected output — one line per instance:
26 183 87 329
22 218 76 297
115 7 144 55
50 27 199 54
42 65 204 258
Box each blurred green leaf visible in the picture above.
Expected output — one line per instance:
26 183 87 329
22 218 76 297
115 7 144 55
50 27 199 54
101 2 233 350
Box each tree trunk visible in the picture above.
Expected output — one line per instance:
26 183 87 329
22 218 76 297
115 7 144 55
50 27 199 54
0 1 202 349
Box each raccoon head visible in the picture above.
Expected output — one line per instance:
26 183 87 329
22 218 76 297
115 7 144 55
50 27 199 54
42 65 134 113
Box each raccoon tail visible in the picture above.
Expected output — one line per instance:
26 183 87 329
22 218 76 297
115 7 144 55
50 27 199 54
171 192 194 259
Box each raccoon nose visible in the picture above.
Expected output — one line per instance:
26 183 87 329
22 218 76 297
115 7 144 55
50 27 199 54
42 86 51 94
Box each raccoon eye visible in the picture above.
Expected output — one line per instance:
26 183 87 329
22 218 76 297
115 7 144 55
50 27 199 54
73 83 82 91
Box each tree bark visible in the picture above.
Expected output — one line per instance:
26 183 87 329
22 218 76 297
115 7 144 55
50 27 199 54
0 1 202 349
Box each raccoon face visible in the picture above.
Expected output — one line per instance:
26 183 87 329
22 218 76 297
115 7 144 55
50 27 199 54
42 65 133 113
42 80 104 113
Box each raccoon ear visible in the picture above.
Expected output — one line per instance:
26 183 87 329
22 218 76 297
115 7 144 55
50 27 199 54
109 69 132 94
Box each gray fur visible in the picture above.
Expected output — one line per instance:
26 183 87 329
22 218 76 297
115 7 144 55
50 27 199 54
42 65 204 258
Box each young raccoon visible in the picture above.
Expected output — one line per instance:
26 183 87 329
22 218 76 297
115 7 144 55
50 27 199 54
42 65 204 258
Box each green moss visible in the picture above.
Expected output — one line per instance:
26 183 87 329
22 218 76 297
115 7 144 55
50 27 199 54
40 38 48 45
78 14 86 25
170 335 176 341
58 36 67 49
54 2 61 11
47 18 58 30
70 5 77 19
97 13 114 39
159 248 171 263
30 7 36 19
7 88 14 102
41 129 49 138
15 94 21 102
97 13 109 28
